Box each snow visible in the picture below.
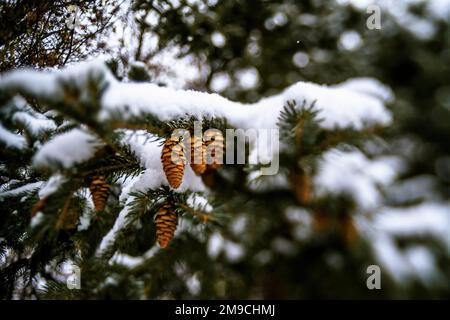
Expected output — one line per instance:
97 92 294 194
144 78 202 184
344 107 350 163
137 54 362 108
230 215 248 236
386 175 441 203
335 77 394 103
78 190 94 231
96 203 130 256
30 212 45 228
0 69 60 100
0 59 114 101
33 129 103 169
77 208 92 231
1 58 393 131
224 241 245 262
186 194 212 212
38 175 66 199
285 207 313 241
247 170 289 192
362 202 450 283
0 182 43 198
0 124 26 149
314 149 402 210
369 233 443 284
101 73 392 131
404 246 440 284
428 0 450 20
207 232 224 259
186 273 201 296
12 112 56 136
109 245 159 268
282 80 392 130
207 231 245 262
375 203 450 247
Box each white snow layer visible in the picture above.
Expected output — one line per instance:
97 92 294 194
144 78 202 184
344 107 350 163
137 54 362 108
38 175 66 199
314 149 401 209
33 128 103 168
0 181 43 198
375 203 450 248
0 59 115 102
96 201 130 256
12 111 56 136
0 124 26 149
364 202 450 284
314 149 402 210
100 74 392 130
0 59 393 132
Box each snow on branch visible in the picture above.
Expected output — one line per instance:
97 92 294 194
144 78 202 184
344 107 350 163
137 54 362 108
362 202 450 284
102 71 393 131
1 59 393 131
0 181 43 198
33 128 103 169
0 123 26 149
314 149 403 210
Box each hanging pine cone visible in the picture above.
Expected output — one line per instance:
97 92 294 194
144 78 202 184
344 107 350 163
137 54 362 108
154 201 178 249
204 130 224 170
161 137 186 188
190 135 206 175
89 176 110 212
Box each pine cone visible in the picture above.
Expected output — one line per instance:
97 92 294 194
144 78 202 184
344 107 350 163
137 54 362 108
89 176 110 212
161 137 186 188
190 135 206 175
154 201 178 249
204 130 224 170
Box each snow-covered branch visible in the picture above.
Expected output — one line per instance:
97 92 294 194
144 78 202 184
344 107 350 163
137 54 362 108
1 59 393 131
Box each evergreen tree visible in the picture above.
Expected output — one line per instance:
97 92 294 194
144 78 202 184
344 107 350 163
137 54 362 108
0 0 449 299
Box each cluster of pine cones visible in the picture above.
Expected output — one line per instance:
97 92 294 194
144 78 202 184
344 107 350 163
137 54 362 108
161 131 224 189
88 176 179 249
155 132 224 248
32 131 225 249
